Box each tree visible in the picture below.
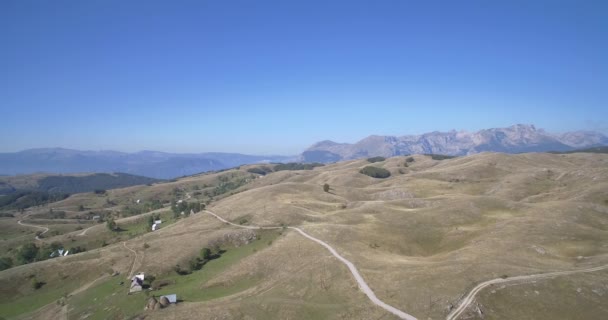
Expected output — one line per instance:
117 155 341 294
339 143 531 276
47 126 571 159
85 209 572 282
78 204 85 211
106 218 117 231
147 215 154 229
323 183 330 193
18 243 39 264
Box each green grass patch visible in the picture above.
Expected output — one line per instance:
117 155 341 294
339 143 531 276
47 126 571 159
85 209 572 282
68 230 281 320
0 278 81 319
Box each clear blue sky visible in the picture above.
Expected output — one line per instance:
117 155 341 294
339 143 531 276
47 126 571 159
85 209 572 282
1 0 607 155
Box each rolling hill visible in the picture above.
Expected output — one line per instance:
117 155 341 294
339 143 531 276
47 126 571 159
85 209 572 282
0 151 607 320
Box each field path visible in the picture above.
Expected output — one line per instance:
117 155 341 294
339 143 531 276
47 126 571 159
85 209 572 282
17 220 49 241
446 263 608 320
205 210 418 320
76 225 95 236
123 241 139 279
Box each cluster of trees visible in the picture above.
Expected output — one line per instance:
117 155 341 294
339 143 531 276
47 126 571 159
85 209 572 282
0 191 69 210
360 166 391 179
367 156 386 163
207 174 250 198
174 246 221 275
4 241 86 270
171 200 204 218
37 173 161 194
273 162 324 171
425 154 456 160
247 166 273 175
122 199 163 217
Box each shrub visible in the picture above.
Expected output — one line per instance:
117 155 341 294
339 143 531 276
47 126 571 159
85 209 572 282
359 166 391 179
94 189 106 195
405 156 415 163
31 278 45 290
200 248 211 260
323 183 330 192
367 156 386 163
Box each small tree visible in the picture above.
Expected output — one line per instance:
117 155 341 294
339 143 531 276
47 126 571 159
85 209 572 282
106 218 117 231
147 215 154 229
31 277 44 289
323 183 330 192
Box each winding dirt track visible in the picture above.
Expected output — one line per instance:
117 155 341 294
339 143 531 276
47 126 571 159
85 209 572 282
17 220 49 241
123 241 139 279
446 263 608 320
205 210 418 320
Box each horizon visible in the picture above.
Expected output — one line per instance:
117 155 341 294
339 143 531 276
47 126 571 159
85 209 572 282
1 1 607 154
1 123 606 155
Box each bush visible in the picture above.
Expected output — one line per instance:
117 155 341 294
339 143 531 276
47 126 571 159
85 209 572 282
359 166 391 179
31 278 45 290
94 189 106 195
200 248 211 260
405 157 415 163
367 156 386 163
323 183 330 192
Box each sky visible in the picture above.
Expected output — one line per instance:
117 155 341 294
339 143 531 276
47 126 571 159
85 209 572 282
1 0 607 155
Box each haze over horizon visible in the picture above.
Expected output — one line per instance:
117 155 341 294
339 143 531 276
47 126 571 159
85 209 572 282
1 1 607 154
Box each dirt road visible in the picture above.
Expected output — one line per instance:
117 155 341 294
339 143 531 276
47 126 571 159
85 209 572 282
17 220 49 241
446 263 608 320
205 210 418 320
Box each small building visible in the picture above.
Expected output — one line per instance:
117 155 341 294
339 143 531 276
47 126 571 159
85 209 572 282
92 215 101 220
129 273 144 294
152 223 157 231
63 250 69 256
154 220 162 224
136 199 141 204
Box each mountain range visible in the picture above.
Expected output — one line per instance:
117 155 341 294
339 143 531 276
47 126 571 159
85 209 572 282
0 149 294 179
1 125 606 178
300 124 608 162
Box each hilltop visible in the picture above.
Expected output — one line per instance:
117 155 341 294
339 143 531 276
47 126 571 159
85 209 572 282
0 152 607 320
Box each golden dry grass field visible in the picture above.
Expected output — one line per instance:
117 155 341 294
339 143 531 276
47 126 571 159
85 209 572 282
1 152 607 320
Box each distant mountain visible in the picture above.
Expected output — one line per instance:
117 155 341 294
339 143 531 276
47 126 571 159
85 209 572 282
0 148 295 179
0 172 161 195
301 124 608 162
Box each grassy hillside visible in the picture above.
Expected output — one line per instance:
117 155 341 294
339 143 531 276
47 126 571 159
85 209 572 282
0 152 607 320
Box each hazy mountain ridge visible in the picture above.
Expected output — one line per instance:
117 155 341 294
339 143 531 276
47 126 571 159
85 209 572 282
0 149 295 179
301 124 608 162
